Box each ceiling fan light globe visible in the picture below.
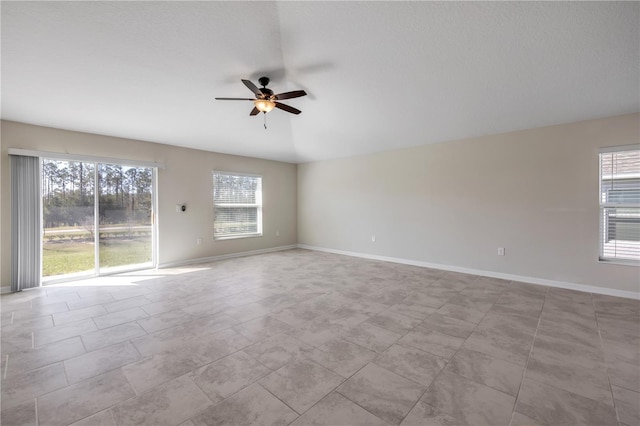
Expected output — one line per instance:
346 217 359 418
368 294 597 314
254 99 275 113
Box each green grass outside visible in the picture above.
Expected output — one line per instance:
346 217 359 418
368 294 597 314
43 238 152 277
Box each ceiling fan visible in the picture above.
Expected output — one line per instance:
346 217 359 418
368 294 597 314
215 77 307 116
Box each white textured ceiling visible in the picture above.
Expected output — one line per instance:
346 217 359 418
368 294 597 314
2 1 638 163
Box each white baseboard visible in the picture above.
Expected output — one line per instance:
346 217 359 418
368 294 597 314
158 245 298 269
297 244 640 300
1 286 11 294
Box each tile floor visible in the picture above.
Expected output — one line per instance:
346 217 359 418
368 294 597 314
1 249 638 426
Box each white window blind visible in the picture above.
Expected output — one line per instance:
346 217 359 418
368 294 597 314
599 147 640 263
213 172 262 239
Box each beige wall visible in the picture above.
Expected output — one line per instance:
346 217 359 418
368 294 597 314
298 113 640 294
3 115 639 294
1 120 297 286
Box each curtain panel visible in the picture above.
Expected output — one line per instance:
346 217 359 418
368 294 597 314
11 154 41 291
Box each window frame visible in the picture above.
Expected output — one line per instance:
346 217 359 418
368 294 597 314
598 145 640 266
212 171 263 241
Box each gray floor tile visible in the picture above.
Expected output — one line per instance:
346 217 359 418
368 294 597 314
509 412 544 426
368 309 422 334
343 322 403 353
492 293 544 318
37 369 135 426
232 315 295 343
420 313 477 339
336 362 425 424
103 295 153 313
2 315 54 334
1 362 67 410
422 370 515 426
65 295 114 311
64 341 142 384
189 328 252 364
140 298 187 316
447 294 495 313
399 327 465 359
244 333 313 370
80 321 147 352
2 328 36 354
190 350 271 403
539 308 598 333
191 384 297 426
436 303 486 324
536 319 602 350
7 337 86 377
122 347 207 394
290 392 388 426
1 400 37 426
462 326 533 366
11 302 70 321
608 360 640 393
525 346 613 405
32 293 80 308
260 358 344 413
401 400 460 426
93 307 149 329
69 410 117 426
385 301 437 320
110 375 211 426
181 297 229 317
223 301 275 322
374 343 447 387
445 348 524 397
597 313 640 345
2 250 638 426
593 294 640 317
515 378 618 426
602 337 640 366
531 333 605 368
403 292 448 309
612 385 640 426
478 310 538 335
34 318 98 347
136 309 195 334
304 338 376 378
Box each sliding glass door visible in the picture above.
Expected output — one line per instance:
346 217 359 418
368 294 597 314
98 164 154 273
42 159 155 281
42 160 96 278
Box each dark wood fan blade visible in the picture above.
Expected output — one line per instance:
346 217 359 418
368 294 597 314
242 79 262 96
215 97 256 101
275 102 301 115
274 90 307 100
249 107 260 116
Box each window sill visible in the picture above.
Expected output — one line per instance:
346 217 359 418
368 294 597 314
214 233 262 241
598 258 640 267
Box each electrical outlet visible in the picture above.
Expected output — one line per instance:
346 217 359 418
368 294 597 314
371 235 376 242
498 247 505 256
197 237 203 245
276 231 280 237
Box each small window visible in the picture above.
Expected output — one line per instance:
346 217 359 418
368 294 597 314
213 172 262 239
599 147 640 263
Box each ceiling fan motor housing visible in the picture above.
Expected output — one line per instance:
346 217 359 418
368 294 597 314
260 88 274 98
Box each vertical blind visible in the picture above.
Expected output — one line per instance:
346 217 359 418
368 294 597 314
599 148 640 263
212 172 262 238
11 155 42 291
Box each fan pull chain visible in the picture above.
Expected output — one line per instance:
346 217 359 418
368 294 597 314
264 112 267 129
